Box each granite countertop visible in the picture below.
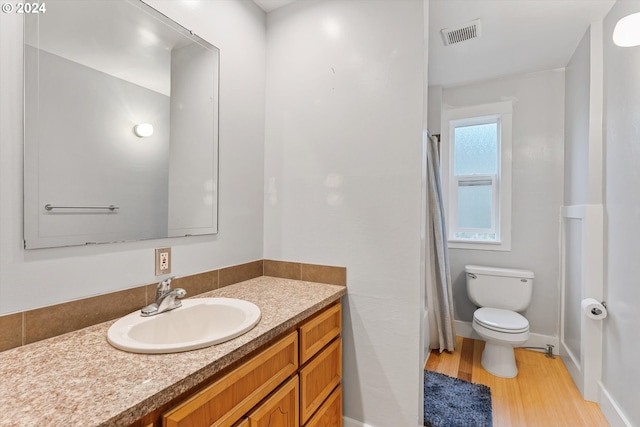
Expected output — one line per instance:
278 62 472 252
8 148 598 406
0 277 346 427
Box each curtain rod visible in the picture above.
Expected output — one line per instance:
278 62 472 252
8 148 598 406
427 130 441 142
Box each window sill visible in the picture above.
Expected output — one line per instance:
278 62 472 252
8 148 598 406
448 240 511 251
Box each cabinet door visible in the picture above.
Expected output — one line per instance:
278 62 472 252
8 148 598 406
299 338 342 424
248 376 299 427
304 385 342 427
299 303 341 364
163 332 298 427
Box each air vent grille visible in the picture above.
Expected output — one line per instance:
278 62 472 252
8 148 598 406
441 19 481 46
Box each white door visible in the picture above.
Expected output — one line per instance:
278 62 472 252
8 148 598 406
560 204 605 402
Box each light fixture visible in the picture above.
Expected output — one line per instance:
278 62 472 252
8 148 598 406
613 12 640 47
133 123 154 138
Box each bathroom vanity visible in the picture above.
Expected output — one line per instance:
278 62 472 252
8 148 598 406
145 302 342 427
0 277 345 427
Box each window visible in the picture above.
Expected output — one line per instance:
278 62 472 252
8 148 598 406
441 101 512 251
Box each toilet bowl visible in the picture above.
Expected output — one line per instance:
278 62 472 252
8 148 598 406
465 265 534 378
472 307 529 378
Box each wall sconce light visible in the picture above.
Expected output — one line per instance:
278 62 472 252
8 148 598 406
613 12 640 47
133 123 154 138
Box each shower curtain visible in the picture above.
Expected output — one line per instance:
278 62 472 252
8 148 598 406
426 132 456 352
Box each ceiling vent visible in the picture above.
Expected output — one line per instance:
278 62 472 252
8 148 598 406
441 19 481 46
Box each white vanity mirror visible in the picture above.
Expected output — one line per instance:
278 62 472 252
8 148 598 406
23 0 219 249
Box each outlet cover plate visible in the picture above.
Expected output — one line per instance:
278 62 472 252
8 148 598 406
155 247 171 276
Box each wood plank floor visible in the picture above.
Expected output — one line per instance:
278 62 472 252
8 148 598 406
425 337 609 427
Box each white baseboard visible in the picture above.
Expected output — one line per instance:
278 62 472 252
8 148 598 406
598 382 633 427
343 416 376 427
560 340 584 398
454 320 560 354
343 416 422 427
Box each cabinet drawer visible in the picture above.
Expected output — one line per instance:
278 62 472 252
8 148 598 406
163 332 298 427
299 303 341 364
299 337 342 425
304 385 342 427
247 376 299 427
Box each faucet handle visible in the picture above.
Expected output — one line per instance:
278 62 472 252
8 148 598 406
156 276 176 299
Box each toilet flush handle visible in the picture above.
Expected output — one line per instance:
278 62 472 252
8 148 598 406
467 273 477 279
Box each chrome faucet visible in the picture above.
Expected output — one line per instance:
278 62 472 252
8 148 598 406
141 277 187 317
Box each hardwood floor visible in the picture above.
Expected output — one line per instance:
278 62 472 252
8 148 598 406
425 337 609 427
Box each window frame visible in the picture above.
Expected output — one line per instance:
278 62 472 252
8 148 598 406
452 174 498 237
441 101 513 251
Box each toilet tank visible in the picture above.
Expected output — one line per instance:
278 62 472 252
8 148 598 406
465 265 534 312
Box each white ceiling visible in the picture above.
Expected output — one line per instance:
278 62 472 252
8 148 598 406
252 0 297 13
253 0 616 88
429 0 616 87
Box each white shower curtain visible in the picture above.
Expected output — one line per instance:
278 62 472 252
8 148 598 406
426 132 456 352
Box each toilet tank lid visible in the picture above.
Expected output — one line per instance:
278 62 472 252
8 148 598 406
465 265 534 279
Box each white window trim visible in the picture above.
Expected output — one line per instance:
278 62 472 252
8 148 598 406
441 101 512 251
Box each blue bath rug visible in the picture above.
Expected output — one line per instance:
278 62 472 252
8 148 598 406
424 370 492 427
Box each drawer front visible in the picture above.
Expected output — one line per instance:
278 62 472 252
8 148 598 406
304 385 342 427
163 332 298 427
299 303 341 364
299 337 342 425
247 376 299 427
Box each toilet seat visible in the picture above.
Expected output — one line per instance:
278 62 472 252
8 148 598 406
473 307 529 334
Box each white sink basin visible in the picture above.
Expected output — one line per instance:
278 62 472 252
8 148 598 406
107 298 261 354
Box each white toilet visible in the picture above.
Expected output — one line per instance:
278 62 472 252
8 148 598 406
465 265 534 378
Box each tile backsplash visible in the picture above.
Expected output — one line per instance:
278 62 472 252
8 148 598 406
0 259 346 352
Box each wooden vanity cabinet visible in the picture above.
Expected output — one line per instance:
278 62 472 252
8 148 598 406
305 385 342 427
163 332 298 427
298 303 342 427
246 375 299 427
299 338 341 424
156 302 342 427
299 303 341 365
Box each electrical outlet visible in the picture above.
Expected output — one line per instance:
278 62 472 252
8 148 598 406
155 247 171 276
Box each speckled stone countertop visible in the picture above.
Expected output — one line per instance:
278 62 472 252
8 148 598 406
0 277 346 427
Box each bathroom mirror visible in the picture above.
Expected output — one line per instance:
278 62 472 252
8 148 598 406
23 0 219 249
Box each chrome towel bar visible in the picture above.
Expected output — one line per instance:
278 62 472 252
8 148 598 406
44 204 120 211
